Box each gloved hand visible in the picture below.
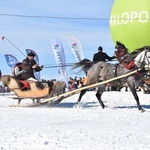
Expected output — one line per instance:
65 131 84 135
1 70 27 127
40 65 44 69
35 66 42 72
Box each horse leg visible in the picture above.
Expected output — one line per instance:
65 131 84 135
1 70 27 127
96 85 106 109
128 82 145 112
76 89 87 104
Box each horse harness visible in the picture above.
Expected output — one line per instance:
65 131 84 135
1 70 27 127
113 64 124 86
113 48 150 86
115 49 135 70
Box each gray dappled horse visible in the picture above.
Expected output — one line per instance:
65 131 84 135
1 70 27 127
72 42 150 112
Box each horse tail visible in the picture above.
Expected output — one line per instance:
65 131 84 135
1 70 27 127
71 58 93 73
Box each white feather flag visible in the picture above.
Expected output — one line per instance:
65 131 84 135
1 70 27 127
50 36 68 86
66 34 84 62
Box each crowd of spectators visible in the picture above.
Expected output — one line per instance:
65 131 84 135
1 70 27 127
68 76 84 91
67 76 121 92
0 85 10 93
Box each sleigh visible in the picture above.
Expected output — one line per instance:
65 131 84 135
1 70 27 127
7 78 51 98
0 75 66 106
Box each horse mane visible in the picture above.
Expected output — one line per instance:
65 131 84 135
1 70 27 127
71 58 93 73
116 41 150 59
130 46 150 59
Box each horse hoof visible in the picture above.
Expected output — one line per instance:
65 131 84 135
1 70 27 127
75 102 79 105
74 103 80 108
102 105 107 109
140 109 145 113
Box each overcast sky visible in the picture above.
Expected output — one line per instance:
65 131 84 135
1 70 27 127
0 0 115 80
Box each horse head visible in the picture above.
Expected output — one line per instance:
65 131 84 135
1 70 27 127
115 41 128 52
134 46 150 68
114 41 129 62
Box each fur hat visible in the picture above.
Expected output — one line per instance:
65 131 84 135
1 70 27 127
27 52 35 57
16 62 22 66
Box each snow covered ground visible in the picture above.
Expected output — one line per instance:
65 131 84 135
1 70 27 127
0 91 150 150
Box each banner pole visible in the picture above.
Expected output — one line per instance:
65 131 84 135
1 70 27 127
2 36 26 57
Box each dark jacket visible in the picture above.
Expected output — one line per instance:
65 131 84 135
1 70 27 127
21 57 42 80
93 52 115 63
